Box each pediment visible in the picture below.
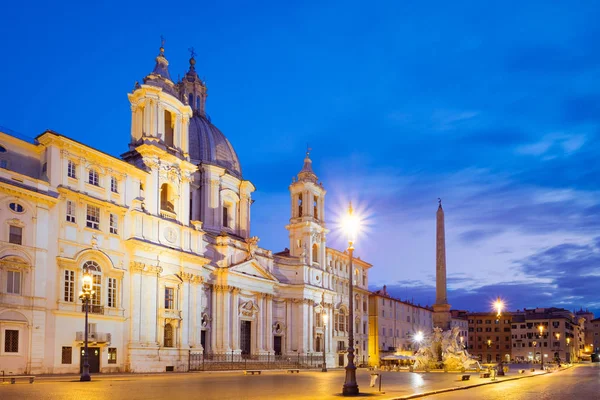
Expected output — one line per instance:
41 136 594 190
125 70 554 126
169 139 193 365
229 259 279 282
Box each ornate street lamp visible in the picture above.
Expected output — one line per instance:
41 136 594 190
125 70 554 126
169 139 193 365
342 202 360 396
555 333 561 364
538 325 545 370
566 337 571 362
322 313 329 372
79 270 94 382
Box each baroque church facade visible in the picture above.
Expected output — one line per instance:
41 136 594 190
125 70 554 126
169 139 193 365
0 44 372 374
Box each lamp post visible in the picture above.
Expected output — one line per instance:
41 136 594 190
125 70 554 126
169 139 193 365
493 298 505 375
342 202 359 396
322 313 329 372
566 337 571 363
487 339 492 364
538 325 545 370
555 333 561 364
79 270 94 382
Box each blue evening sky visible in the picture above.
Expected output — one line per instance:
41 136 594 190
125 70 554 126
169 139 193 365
1 1 599 315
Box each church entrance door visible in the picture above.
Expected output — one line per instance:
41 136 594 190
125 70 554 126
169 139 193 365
273 336 282 355
241 321 252 356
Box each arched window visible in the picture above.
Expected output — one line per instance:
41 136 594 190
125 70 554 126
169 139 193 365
160 183 175 214
297 194 303 216
83 261 102 306
164 110 174 147
188 93 193 108
164 323 174 347
313 196 318 219
312 243 318 263
196 96 200 110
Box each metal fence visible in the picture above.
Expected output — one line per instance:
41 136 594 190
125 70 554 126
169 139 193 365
189 352 324 371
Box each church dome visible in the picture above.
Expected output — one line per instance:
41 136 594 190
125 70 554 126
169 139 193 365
188 115 242 178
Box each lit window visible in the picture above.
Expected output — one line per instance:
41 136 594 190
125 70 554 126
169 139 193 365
110 176 118 193
165 287 174 309
109 213 118 234
7 270 21 294
68 160 77 179
66 200 76 223
83 261 102 306
86 205 100 230
108 347 117 364
9 225 22 245
4 329 19 353
88 169 99 186
9 203 24 213
64 270 75 302
164 324 174 347
107 278 117 308
61 346 72 364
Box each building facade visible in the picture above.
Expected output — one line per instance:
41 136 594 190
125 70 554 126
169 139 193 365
0 45 372 374
467 312 512 364
368 286 433 366
510 308 584 364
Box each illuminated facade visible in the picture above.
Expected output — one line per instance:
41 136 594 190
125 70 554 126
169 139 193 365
0 44 371 374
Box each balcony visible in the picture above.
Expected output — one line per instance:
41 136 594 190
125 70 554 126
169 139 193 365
81 304 104 315
76 331 111 343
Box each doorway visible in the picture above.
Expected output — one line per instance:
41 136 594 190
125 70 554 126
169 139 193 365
338 353 345 367
241 321 251 356
200 330 206 351
80 347 100 373
273 336 282 355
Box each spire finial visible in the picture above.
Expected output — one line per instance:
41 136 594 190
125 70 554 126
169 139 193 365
159 35 166 55
306 143 312 157
438 197 442 207
187 46 197 70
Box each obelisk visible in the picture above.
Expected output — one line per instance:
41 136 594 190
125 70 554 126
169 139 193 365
432 199 451 330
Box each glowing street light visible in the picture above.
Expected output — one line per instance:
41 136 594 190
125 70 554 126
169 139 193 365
342 202 360 396
538 325 545 370
493 298 504 318
79 270 94 382
414 331 424 344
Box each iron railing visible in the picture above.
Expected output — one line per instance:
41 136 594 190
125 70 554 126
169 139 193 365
189 352 324 371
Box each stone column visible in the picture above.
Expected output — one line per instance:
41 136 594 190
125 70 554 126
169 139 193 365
223 286 232 352
257 294 264 353
286 300 293 353
231 287 240 352
211 285 218 352
308 300 314 353
266 294 274 352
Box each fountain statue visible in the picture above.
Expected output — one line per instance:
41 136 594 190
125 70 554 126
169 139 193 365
413 326 482 371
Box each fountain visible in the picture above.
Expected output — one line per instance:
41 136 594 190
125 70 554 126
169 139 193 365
413 326 482 372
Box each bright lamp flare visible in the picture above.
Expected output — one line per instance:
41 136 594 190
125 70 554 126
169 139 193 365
493 297 504 317
343 202 360 246
414 331 424 343
323 313 329 325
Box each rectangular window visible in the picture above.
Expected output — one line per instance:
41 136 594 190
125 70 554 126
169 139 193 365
61 346 72 364
88 169 99 186
6 270 21 294
107 277 117 308
9 225 22 245
108 347 117 364
68 160 77 179
110 176 118 193
222 205 229 228
165 287 174 309
109 213 118 234
86 204 100 230
91 274 102 306
66 200 76 223
64 270 75 302
4 330 19 353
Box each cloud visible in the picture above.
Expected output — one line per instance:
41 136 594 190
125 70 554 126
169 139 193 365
459 228 504 244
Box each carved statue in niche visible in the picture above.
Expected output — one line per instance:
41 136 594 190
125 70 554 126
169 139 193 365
273 322 285 334
245 236 260 261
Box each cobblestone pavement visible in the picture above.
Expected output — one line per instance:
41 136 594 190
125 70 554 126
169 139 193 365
426 363 599 400
0 364 585 400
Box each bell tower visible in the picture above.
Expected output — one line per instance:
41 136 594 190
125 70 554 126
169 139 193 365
286 150 328 267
